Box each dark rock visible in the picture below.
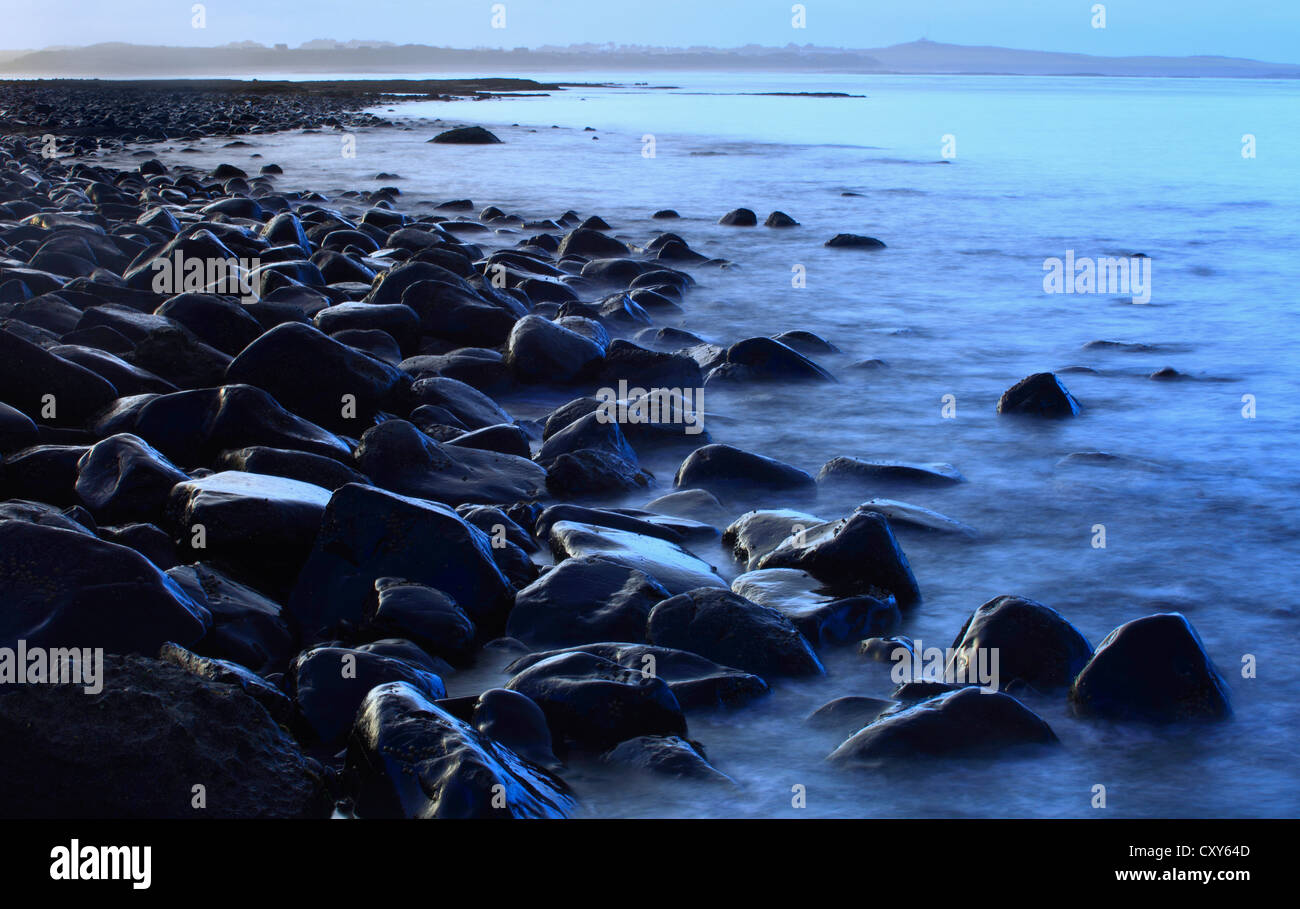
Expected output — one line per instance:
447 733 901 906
674 443 815 497
996 372 1081 417
764 211 799 228
364 577 476 661
1069 613 1232 723
345 682 574 818
506 642 768 710
646 587 824 678
547 520 725 595
825 234 886 249
828 687 1057 763
731 569 900 646
157 641 294 725
288 645 446 746
287 484 515 641
429 126 502 145
505 315 605 384
0 520 210 653
756 505 921 607
471 687 559 769
226 322 410 433
723 508 826 569
74 432 188 525
817 456 965 488
718 208 758 226
354 419 545 505
949 596 1093 692
97 522 179 569
0 401 39 453
0 654 327 818
505 651 686 751
165 561 295 674
216 445 370 491
506 555 670 648
602 735 730 783
806 696 896 738
0 328 118 426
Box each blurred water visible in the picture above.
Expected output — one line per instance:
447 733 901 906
106 73 1300 817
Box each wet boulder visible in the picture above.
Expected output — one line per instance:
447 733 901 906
718 208 758 226
157 641 294 726
1069 613 1231 723
215 445 370 491
0 402 39 454
547 520 726 596
505 650 687 751
429 125 502 145
0 328 118 426
226 322 411 433
505 315 605 384
506 642 768 710
471 687 560 770
74 433 189 525
288 484 515 641
364 577 476 661
731 568 899 646
602 735 731 783
346 682 574 819
723 508 826 569
354 419 545 506
288 645 446 747
674 444 815 498
0 654 328 818
166 562 295 674
996 372 1081 417
806 696 896 739
817 456 964 488
828 687 1057 764
167 471 332 596
948 595 1093 692
646 587 824 678
0 521 210 654
709 337 834 384
756 505 920 607
825 234 886 249
506 555 670 648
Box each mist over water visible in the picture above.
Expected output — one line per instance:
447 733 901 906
107 72 1300 817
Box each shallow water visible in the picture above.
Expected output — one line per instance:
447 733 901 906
102 72 1300 817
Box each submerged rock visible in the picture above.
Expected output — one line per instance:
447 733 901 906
602 735 732 783
731 568 899 646
429 125 503 145
996 372 1081 417
674 444 815 498
817 456 964 488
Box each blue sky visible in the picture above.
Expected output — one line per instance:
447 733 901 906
4 0 1298 62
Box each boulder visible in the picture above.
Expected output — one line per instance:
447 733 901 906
948 595 1093 692
506 651 687 751
345 682 574 819
0 521 210 654
756 505 920 607
0 654 328 818
828 687 1057 764
1069 613 1231 723
287 484 515 640
996 372 1081 417
674 444 815 498
646 587 824 678
74 433 189 525
547 520 726 596
506 555 670 648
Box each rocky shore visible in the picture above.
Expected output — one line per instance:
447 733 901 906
0 82 1233 818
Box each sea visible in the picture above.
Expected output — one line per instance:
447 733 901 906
99 70 1300 818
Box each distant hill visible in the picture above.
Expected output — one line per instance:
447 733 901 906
1 39 1297 79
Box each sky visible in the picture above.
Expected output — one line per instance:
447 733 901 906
2 0 1298 63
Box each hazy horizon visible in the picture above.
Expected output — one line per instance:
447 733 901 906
1 0 1298 64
